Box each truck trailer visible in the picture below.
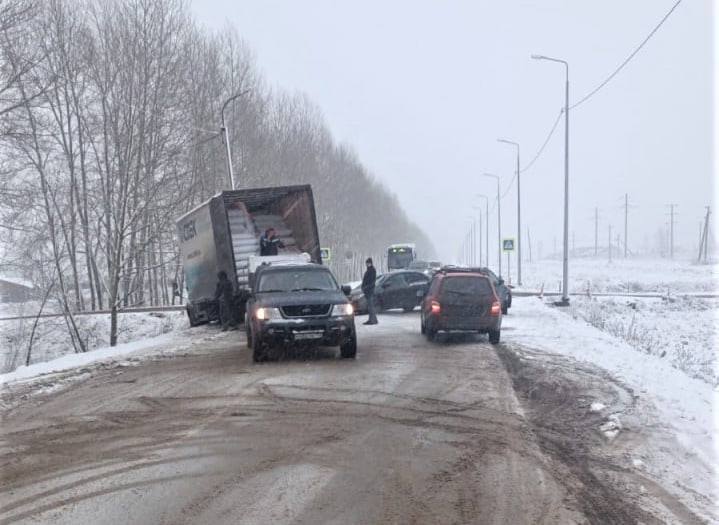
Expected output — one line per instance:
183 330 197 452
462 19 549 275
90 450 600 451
176 185 321 326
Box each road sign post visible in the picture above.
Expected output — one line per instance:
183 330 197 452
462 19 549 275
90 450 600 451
502 239 515 285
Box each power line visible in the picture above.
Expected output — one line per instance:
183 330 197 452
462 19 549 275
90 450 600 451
513 0 683 181
519 108 563 174
570 0 683 110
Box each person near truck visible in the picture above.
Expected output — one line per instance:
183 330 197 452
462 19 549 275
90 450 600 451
362 257 378 325
214 270 236 331
260 228 285 256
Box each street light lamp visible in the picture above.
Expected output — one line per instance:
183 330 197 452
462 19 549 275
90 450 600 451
476 194 489 267
498 138 522 285
532 53 570 305
221 89 251 190
482 173 502 276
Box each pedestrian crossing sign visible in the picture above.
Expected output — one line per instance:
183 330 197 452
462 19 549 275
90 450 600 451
502 239 515 252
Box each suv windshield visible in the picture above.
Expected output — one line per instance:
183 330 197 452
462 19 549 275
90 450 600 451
258 268 338 293
441 276 492 298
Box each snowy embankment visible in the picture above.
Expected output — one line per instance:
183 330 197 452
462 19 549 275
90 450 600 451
0 305 187 375
519 257 717 385
503 297 717 519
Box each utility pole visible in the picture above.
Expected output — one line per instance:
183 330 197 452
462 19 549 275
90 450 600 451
221 90 251 189
527 227 533 263
623 193 629 257
477 195 490 267
498 139 522 285
698 206 711 263
668 204 676 259
532 53 570 305
482 173 502 276
594 207 599 256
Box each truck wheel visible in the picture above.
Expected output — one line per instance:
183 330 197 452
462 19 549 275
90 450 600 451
186 306 199 327
501 302 508 315
489 329 501 344
420 316 426 334
340 334 357 359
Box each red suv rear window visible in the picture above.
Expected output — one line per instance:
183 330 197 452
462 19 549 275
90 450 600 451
441 275 492 295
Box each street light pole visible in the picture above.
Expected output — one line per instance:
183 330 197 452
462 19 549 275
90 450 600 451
531 54 570 305
472 204 483 267
477 194 489 267
498 138 522 285
482 173 502 277
221 90 251 190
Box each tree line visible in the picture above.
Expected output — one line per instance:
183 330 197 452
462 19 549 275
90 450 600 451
0 0 433 347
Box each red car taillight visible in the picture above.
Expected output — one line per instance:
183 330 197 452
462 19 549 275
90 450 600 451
430 300 441 314
490 301 501 316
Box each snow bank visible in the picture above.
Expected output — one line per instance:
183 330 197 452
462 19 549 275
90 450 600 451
503 297 717 485
0 330 187 385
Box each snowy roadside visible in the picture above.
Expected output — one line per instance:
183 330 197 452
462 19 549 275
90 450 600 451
1 309 188 374
502 297 717 519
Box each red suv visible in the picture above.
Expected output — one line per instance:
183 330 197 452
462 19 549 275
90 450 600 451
420 268 503 343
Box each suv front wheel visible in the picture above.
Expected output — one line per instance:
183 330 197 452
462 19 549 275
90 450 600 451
340 334 357 358
488 329 501 344
251 326 267 362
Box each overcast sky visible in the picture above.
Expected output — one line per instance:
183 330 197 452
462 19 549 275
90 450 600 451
192 0 714 264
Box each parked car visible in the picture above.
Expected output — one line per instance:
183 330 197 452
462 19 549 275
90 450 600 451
349 270 430 313
477 267 512 314
420 267 502 343
245 262 357 362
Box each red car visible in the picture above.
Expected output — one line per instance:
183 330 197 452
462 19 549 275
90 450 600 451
420 267 503 343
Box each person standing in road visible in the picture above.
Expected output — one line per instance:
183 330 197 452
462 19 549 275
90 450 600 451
362 257 378 325
214 270 236 331
260 228 285 256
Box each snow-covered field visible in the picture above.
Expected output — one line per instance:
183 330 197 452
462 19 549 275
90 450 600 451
518 257 717 386
519 256 717 294
0 305 187 374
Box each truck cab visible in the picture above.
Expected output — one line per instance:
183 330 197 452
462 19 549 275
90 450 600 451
245 262 357 362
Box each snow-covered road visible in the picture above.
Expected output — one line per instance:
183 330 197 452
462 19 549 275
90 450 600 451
0 299 714 524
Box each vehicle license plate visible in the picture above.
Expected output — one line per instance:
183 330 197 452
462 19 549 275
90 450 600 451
294 331 323 340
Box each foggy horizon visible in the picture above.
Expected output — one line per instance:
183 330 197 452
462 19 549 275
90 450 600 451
192 0 714 264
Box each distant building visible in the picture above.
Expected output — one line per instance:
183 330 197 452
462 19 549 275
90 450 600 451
0 276 34 303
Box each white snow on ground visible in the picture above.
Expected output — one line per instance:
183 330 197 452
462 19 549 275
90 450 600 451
519 257 717 294
0 308 186 373
0 332 182 384
518 257 718 386
503 297 717 515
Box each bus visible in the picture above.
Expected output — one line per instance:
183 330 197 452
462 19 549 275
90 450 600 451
387 243 416 270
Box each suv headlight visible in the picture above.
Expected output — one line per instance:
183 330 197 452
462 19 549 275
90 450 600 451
255 307 282 321
331 303 354 317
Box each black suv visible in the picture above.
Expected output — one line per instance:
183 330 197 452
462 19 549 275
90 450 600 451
245 263 357 362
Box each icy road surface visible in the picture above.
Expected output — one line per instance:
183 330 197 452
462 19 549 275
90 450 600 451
0 303 711 524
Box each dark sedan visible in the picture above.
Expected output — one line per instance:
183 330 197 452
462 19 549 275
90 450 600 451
350 270 430 313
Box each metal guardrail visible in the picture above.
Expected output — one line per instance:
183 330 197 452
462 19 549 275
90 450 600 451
0 305 186 322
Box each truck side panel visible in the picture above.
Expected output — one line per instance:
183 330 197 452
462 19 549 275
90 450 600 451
177 202 218 304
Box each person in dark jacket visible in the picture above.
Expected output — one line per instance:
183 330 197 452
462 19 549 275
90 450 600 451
361 257 378 325
259 228 285 256
214 270 235 331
